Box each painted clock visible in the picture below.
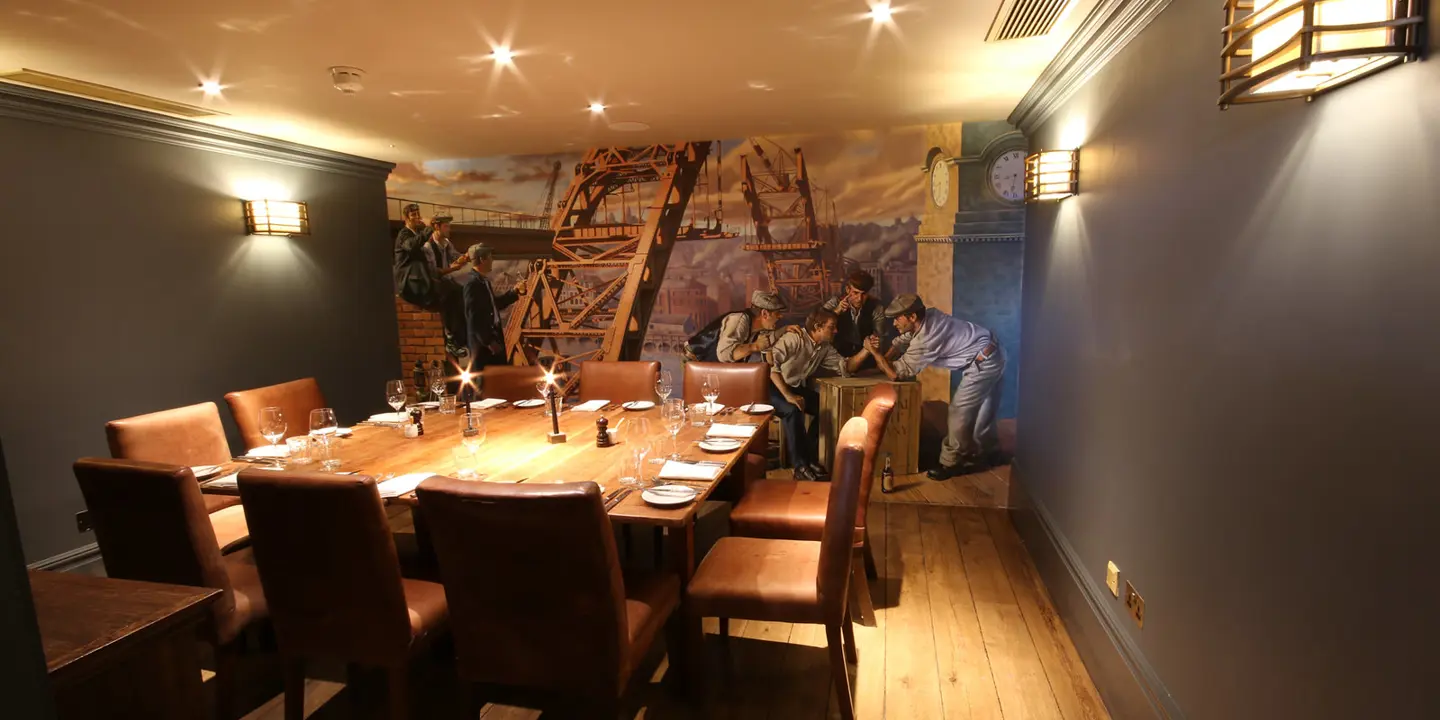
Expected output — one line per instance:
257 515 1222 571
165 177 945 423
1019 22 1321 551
988 148 1026 204
929 155 950 207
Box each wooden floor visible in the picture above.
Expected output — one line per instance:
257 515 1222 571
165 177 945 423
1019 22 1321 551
239 501 1106 720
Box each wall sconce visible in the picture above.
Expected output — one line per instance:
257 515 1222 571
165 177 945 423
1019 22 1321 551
243 199 310 236
1025 150 1078 202
1220 0 1426 107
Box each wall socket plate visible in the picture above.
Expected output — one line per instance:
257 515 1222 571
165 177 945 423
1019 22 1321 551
1106 561 1120 597
1124 580 1145 629
75 510 91 533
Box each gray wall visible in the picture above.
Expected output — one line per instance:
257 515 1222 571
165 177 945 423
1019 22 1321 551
0 95 400 564
1020 3 1439 719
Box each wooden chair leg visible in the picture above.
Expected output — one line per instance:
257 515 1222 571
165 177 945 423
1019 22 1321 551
283 658 305 720
862 530 878 579
387 664 409 720
215 642 240 720
841 611 858 665
718 617 730 638
825 623 856 720
849 553 877 627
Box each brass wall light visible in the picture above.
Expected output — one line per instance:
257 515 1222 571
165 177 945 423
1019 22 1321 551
1220 0 1426 107
243 199 310 236
1025 149 1078 202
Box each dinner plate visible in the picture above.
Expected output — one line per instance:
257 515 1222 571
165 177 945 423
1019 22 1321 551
641 485 699 508
738 403 774 414
622 401 655 411
368 412 410 423
411 401 440 409
512 399 546 408
335 427 353 438
698 438 744 453
190 464 224 480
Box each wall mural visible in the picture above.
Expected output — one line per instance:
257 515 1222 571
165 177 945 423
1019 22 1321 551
387 121 1023 420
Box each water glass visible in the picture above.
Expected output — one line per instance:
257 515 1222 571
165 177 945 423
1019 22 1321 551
451 445 478 480
315 436 342 471
309 408 340 470
440 395 458 414
385 380 406 412
259 407 286 448
460 412 486 453
285 436 312 465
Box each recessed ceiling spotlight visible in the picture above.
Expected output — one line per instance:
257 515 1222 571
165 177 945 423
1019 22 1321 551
867 1 895 24
588 102 607 113
747 81 773 91
329 66 365 94
608 121 650 132
490 45 516 66
198 79 224 96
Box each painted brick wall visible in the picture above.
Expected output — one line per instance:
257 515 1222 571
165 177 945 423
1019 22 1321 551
394 296 447 395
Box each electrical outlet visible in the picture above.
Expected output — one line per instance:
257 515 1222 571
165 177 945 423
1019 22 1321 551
1124 581 1145 629
75 510 91 533
1106 561 1120 597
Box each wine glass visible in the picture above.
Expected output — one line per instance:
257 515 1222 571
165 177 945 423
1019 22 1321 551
702 373 720 417
655 369 673 404
661 399 685 460
429 368 446 403
309 408 340 470
259 407 286 449
385 380 406 413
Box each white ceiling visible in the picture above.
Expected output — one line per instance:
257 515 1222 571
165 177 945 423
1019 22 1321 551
0 0 1093 162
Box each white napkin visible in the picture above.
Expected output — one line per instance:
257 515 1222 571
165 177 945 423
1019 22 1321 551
694 402 723 415
706 423 758 439
572 399 609 412
658 460 723 481
246 445 289 458
368 412 409 423
469 398 507 410
203 472 240 489
376 472 434 498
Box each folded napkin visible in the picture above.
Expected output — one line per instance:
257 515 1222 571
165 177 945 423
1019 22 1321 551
706 423 758 439
658 460 723 482
693 402 723 415
246 445 289 458
203 472 240 489
376 472 434 498
572 399 609 412
469 398 507 410
368 412 409 423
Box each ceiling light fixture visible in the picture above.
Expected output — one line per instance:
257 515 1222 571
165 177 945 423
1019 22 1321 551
1219 0 1425 107
490 45 516 66
198 80 224 96
588 102 606 113
867 1 895 24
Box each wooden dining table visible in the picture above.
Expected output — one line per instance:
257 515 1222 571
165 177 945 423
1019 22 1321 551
206 401 772 583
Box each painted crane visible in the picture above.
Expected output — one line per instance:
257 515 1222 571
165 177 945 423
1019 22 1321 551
535 159 562 224
739 139 844 313
502 142 728 392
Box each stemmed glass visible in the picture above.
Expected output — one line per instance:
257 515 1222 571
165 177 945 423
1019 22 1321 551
655 369 673 404
702 373 721 419
428 367 446 403
385 380 406 413
661 399 686 460
259 407 286 449
309 408 340 470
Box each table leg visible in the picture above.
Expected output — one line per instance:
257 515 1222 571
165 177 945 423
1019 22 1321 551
665 521 699 696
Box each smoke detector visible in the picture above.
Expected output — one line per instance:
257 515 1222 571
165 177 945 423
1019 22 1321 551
329 66 365 94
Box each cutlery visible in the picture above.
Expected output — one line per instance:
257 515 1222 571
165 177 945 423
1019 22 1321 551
647 485 699 496
604 488 633 511
604 487 623 502
231 456 282 465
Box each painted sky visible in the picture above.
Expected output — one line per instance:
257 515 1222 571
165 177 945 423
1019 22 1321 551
385 125 933 227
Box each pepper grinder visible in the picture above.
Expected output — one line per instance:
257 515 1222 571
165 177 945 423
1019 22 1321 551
596 416 610 447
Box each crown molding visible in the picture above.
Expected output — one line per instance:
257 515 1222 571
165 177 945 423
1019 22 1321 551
1009 0 1176 135
0 82 395 180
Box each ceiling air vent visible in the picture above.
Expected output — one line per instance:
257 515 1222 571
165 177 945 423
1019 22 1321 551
986 0 1072 42
0 69 225 118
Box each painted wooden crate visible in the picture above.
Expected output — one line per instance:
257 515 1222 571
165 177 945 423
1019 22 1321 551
815 376 921 475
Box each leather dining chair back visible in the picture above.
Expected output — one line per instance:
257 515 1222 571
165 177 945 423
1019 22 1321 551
817 416 869 626
237 470 414 665
480 365 546 402
224 378 326 451
578 361 660 403
415 478 635 699
106 402 232 467
681 362 768 407
855 384 898 532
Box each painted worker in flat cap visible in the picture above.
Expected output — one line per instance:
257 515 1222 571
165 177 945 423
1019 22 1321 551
462 243 526 370
715 290 791 363
865 293 1006 479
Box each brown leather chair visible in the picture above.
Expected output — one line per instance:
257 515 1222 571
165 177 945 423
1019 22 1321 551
73 458 268 719
578 360 661 403
414 478 679 713
479 364 546 402
105 401 245 522
685 416 869 720
224 378 326 451
237 470 447 720
727 384 896 626
681 361 768 407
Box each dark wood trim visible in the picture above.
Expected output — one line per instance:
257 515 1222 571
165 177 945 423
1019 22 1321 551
0 82 395 180
28 542 102 573
1008 0 1177 134
1008 462 1185 719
